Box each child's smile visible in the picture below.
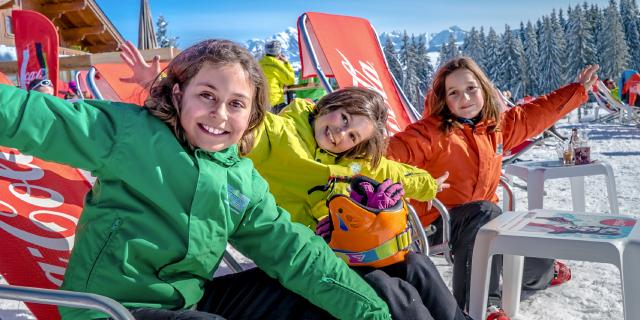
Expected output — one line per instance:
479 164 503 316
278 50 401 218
199 123 229 136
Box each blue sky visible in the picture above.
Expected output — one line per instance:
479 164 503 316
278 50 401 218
96 0 612 47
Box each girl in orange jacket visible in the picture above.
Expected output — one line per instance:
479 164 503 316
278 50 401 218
387 56 599 312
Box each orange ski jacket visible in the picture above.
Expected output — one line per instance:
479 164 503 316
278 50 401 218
387 83 588 226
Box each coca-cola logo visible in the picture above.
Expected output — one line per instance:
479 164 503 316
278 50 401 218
0 149 84 287
19 45 48 89
336 49 402 133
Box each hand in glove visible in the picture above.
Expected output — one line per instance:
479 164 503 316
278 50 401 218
350 178 405 209
315 216 333 242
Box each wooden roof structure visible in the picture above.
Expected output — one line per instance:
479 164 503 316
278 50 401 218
0 0 180 75
7 0 125 53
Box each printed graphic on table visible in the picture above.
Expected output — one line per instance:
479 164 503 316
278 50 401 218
511 212 636 239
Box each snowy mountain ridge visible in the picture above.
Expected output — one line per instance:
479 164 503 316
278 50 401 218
244 25 466 71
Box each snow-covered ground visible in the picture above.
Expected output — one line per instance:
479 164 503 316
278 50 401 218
1 107 638 319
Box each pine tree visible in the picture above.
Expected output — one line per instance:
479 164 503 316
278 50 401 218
437 33 459 68
620 0 640 70
596 0 630 78
538 16 566 92
630 0 640 46
449 33 460 58
559 8 568 32
567 5 573 30
519 21 527 44
400 31 420 108
156 15 179 48
460 27 484 66
566 4 596 78
550 10 569 83
484 27 502 83
413 35 434 112
437 38 451 68
383 36 403 84
499 25 526 98
478 27 488 69
524 21 541 95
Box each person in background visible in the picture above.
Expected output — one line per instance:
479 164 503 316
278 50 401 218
259 40 295 113
64 80 80 99
27 78 55 95
603 78 621 102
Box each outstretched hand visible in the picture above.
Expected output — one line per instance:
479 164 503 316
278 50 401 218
575 64 600 92
427 171 450 211
118 40 161 87
435 171 450 192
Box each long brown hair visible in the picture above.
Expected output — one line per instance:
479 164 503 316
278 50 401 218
428 56 501 133
313 87 388 167
144 39 268 155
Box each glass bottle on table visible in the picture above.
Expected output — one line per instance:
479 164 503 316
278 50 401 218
574 130 591 165
562 141 574 165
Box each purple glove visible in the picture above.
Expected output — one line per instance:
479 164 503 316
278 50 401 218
350 178 405 209
315 217 332 242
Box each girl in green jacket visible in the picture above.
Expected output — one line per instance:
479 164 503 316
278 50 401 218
0 40 392 319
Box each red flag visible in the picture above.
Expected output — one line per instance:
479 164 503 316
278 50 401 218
12 10 59 94
0 147 91 319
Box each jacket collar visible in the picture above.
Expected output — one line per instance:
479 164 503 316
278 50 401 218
428 115 496 135
195 145 240 166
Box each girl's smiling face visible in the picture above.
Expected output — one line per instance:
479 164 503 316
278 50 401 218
445 69 485 119
313 108 375 154
176 63 253 152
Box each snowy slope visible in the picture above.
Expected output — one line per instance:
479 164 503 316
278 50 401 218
1 107 638 319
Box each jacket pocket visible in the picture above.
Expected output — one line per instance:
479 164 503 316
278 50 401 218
84 217 123 290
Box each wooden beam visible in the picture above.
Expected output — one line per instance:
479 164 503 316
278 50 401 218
41 0 87 15
0 47 179 74
89 47 178 65
85 44 120 53
61 25 106 43
41 0 87 20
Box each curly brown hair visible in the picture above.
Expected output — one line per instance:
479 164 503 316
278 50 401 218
312 87 388 167
428 56 501 133
144 39 269 155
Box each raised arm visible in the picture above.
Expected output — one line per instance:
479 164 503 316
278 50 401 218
501 65 598 150
118 40 162 87
0 85 124 172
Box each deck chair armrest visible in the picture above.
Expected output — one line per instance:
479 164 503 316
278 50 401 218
408 199 453 265
499 175 515 212
0 284 134 320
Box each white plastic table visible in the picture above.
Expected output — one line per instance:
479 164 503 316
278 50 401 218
469 209 640 320
505 160 619 214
